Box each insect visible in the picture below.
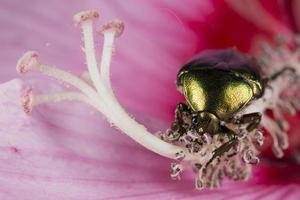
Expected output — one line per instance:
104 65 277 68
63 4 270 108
172 48 292 162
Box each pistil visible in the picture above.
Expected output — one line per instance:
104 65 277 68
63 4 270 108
17 10 193 163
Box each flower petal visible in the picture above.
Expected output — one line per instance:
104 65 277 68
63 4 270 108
2 1 300 197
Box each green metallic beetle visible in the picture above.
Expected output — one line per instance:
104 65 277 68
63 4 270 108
162 48 297 164
173 48 294 161
174 49 267 159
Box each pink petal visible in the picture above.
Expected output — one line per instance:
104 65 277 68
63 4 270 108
1 79 300 199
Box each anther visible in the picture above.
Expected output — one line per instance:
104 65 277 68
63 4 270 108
21 88 33 115
170 163 183 180
243 150 259 164
175 151 186 161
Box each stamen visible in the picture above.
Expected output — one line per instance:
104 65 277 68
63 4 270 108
21 88 33 114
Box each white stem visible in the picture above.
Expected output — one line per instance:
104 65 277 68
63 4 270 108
86 92 192 160
33 92 94 107
80 21 118 110
81 21 103 93
34 63 106 113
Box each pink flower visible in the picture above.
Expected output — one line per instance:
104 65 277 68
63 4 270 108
1 0 300 199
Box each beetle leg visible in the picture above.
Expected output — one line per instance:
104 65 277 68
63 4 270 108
268 67 296 81
237 112 262 132
206 126 237 166
206 112 261 166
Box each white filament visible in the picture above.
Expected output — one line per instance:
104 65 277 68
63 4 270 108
33 92 94 107
80 21 103 93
